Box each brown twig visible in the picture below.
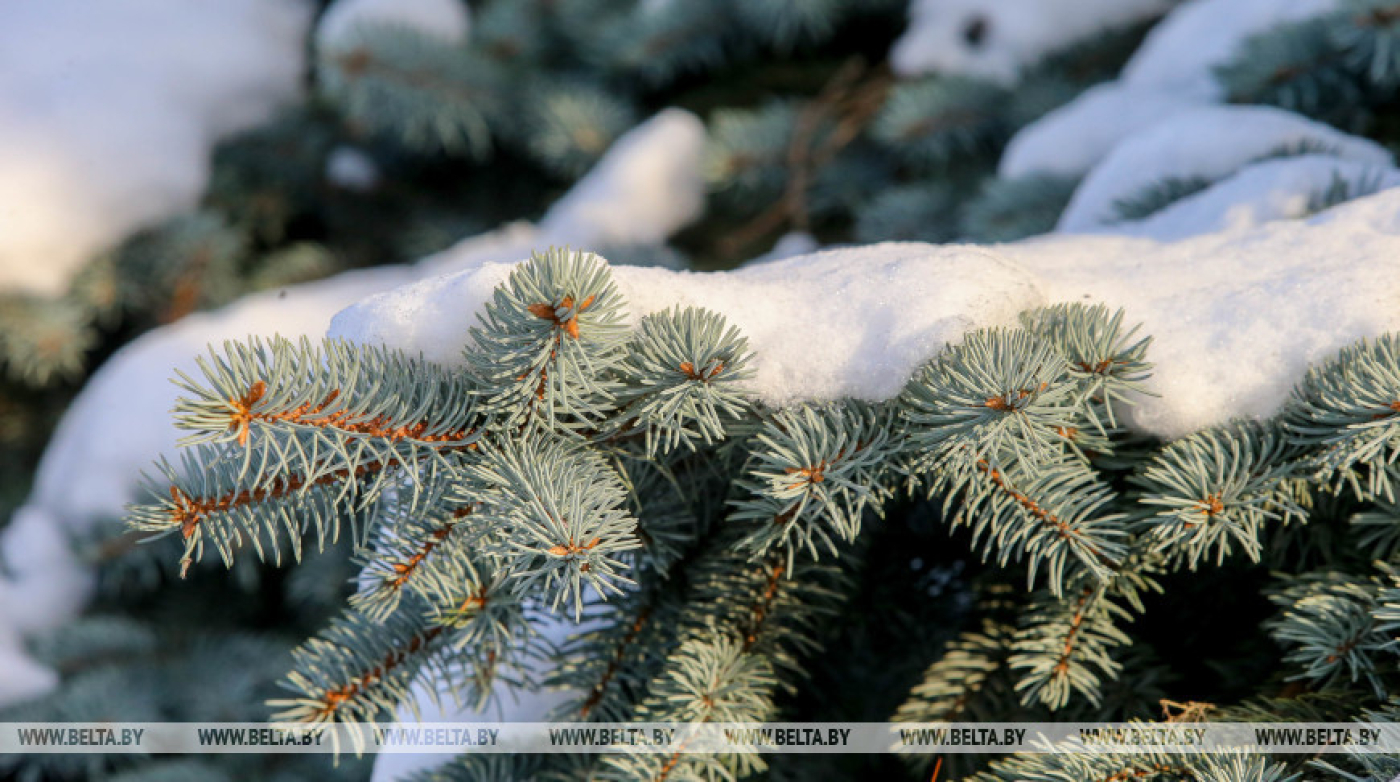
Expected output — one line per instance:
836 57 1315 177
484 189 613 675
1051 585 1098 677
168 458 383 542
974 459 1109 563
578 607 653 719
742 558 787 650
225 382 476 447
718 59 893 256
313 626 446 720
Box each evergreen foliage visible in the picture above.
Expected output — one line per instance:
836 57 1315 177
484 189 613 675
15 2 1400 781
0 0 1160 504
111 247 1400 780
1107 0 1400 223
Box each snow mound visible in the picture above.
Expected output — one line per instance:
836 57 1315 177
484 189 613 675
338 188 1400 444
316 0 471 50
743 232 822 267
999 0 1343 180
889 0 1173 84
410 108 708 280
1110 155 1400 241
998 84 1199 179
1119 0 1342 100
1056 106 1392 233
1006 188 1400 437
537 109 707 249
330 244 1044 406
0 0 312 297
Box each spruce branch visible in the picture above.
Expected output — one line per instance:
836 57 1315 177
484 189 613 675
467 247 630 433
928 448 1129 595
733 0 847 49
110 212 248 323
1219 16 1349 119
1335 0 1400 92
854 180 961 244
522 79 636 177
28 616 161 677
606 306 755 456
1008 583 1131 710
705 102 803 211
972 749 1295 782
1304 167 1393 218
428 568 545 704
576 603 657 720
1134 420 1303 568
598 633 779 782
903 328 1082 467
550 582 682 722
351 490 480 621
1006 537 1168 712
961 173 1079 243
1377 562 1400 637
894 618 1022 721
716 58 892 253
1266 571 1391 696
128 337 481 574
1106 140 1356 225
597 0 736 85
278 588 542 739
684 537 852 683
172 336 481 454
892 617 1026 778
872 76 1011 173
1020 303 1154 434
271 606 455 729
0 294 97 386
1284 333 1400 500
127 444 385 577
456 436 641 619
318 24 505 157
967 747 1191 782
729 403 896 566
614 455 712 576
1109 176 1213 223
1307 696 1400 780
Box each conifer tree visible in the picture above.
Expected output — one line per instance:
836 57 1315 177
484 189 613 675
110 247 1400 781
11 3 1400 782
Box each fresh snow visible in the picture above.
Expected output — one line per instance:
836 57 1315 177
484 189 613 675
315 0 472 50
746 232 822 266
1055 106 1393 233
0 109 707 713
1006 190 1400 437
1000 0 1343 179
1104 155 1400 241
889 0 1174 84
1119 0 1342 101
331 244 1044 406
998 84 1200 180
7 99 1400 781
0 0 312 297
535 109 708 249
337 189 1400 442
